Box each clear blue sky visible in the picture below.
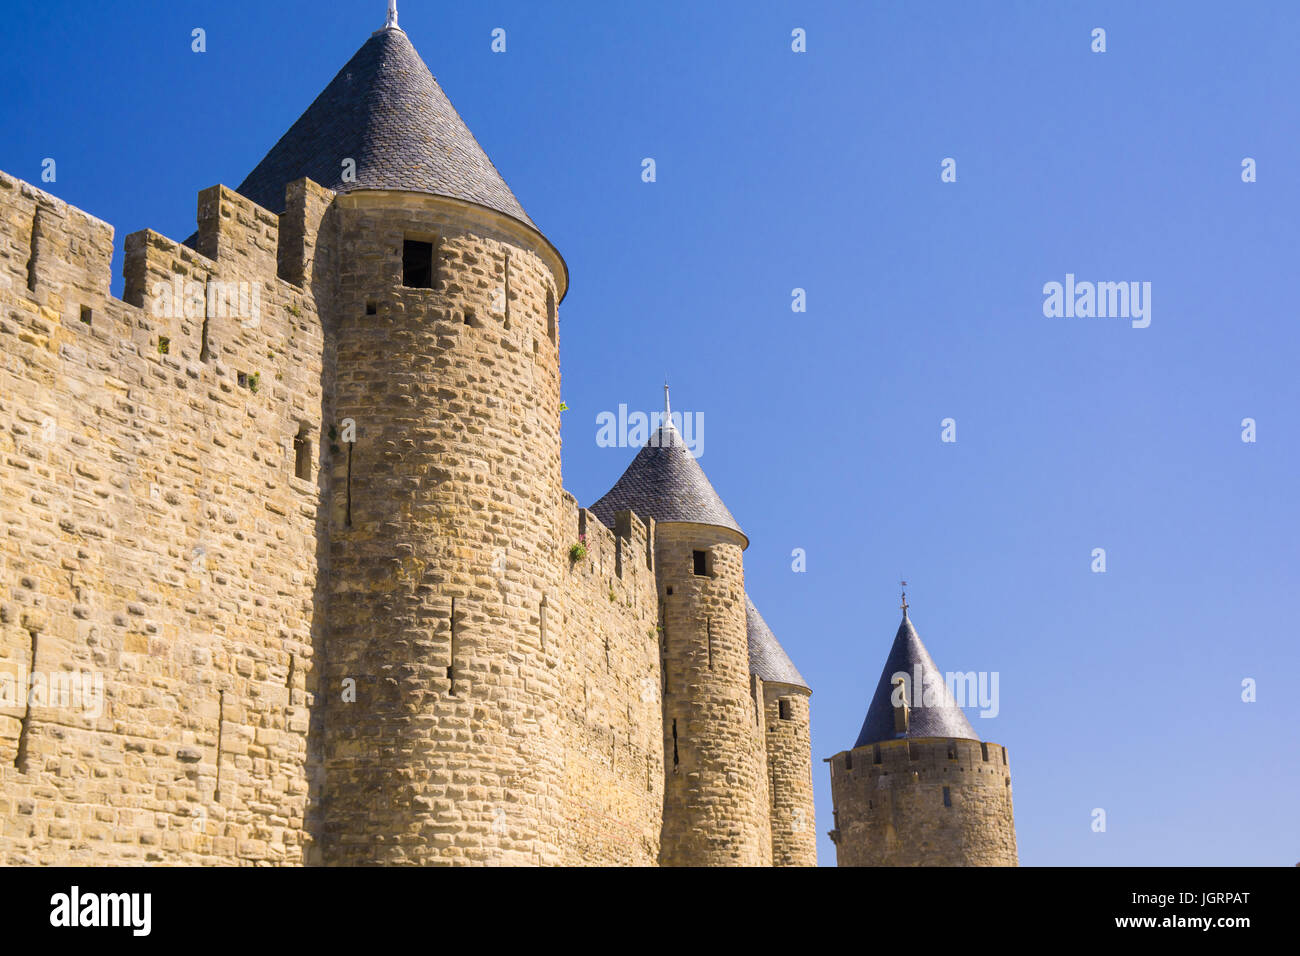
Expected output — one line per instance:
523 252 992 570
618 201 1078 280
3 1 1296 866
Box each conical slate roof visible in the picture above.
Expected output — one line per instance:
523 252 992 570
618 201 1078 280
745 594 809 691
853 610 978 748
589 418 745 543
235 25 532 225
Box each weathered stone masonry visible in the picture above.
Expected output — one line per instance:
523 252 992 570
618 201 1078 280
0 16 820 866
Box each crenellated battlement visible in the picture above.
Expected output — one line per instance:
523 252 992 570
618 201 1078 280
0 169 331 864
0 14 821 869
830 736 1010 780
828 736 1018 866
0 170 333 408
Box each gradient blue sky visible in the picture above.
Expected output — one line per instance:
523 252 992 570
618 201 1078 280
3 1 1296 866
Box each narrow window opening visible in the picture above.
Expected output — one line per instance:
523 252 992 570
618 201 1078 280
402 239 434 288
646 755 653 791
463 308 475 327
214 689 226 802
665 585 673 596
604 633 610 670
293 423 311 481
365 301 377 316
546 287 556 345
943 786 952 808
779 698 792 721
539 596 547 652
13 630 38 771
909 742 920 761
844 751 853 771
1002 746 1007 765
286 653 296 691
26 208 41 292
446 598 457 695
947 740 958 760
345 441 353 527
981 742 989 761
237 371 248 388
199 285 211 362
671 718 679 772
692 550 708 576
706 618 713 669
872 743 882 764
79 305 92 326
502 251 511 329
158 336 171 355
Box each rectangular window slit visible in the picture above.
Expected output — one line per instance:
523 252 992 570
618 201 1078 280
692 550 707 576
293 423 311 481
345 441 353 527
214 689 226 802
26 208 42 292
200 281 212 361
502 251 511 329
79 305 92 325
943 786 952 807
539 596 547 652
402 238 435 288
447 598 457 695
13 630 38 771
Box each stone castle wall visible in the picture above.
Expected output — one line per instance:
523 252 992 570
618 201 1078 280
0 171 328 863
0 170 808 866
556 501 662 865
829 737 1018 866
316 191 570 864
656 523 771 865
762 682 815 866
0 172 677 866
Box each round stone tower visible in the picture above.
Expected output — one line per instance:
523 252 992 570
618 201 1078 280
746 594 816 866
236 16 569 863
828 598 1018 866
590 392 772 866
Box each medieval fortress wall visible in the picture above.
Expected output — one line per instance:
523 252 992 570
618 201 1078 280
828 736 1018 867
0 170 730 866
0 171 327 863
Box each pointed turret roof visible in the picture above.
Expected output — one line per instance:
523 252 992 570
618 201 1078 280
235 23 533 226
745 594 809 691
853 608 978 748
589 393 745 543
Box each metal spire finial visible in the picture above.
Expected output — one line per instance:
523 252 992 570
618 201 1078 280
663 380 671 421
900 580 909 616
385 0 399 29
